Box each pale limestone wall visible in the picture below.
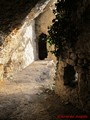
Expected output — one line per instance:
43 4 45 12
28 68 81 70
35 0 57 62
0 20 38 80
11 20 37 69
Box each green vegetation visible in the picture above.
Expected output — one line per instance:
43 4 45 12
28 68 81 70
47 0 79 59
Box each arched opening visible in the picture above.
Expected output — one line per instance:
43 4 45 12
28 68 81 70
38 33 47 60
63 64 77 87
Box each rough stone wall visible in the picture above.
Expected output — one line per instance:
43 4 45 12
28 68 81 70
55 0 90 113
0 20 38 80
0 0 51 80
55 60 79 104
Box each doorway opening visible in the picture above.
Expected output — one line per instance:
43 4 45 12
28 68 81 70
38 33 47 60
63 64 77 87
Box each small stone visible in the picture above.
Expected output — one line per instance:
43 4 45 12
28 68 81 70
78 59 83 64
78 53 85 59
74 66 77 71
64 101 69 105
66 59 75 66
70 53 77 60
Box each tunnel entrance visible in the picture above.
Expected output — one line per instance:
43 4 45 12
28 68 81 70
63 64 77 87
38 33 47 60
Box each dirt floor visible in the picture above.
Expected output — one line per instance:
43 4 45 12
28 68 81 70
0 60 88 120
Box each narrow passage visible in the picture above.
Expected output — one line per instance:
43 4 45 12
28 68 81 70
0 60 86 120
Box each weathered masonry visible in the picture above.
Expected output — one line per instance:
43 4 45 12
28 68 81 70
0 0 56 80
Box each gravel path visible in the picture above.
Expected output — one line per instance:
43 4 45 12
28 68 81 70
0 60 87 120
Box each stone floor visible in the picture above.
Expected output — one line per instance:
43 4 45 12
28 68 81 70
0 60 88 120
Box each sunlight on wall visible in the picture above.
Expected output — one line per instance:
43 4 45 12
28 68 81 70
24 25 33 40
23 20 37 68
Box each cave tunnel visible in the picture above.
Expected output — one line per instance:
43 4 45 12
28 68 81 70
0 0 90 119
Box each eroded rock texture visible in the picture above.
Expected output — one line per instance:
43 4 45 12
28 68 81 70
55 0 90 113
0 0 51 80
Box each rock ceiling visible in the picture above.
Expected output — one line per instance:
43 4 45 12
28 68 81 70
0 0 46 34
